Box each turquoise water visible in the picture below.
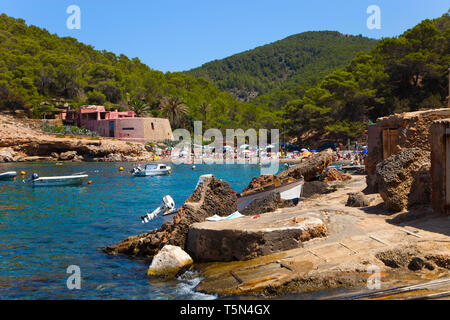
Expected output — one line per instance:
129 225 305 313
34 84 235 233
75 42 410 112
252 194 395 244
0 162 266 299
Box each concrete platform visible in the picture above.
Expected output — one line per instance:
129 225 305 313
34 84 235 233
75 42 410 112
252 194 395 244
186 211 326 262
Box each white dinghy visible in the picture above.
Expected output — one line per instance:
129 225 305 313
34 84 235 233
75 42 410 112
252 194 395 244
25 173 88 187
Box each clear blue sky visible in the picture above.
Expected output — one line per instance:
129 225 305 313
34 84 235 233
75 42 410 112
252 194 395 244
1 0 449 72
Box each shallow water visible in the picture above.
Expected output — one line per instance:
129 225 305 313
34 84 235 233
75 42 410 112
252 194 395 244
0 162 267 299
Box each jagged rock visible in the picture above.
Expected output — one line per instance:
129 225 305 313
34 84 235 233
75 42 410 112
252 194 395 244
301 181 337 198
320 168 352 183
146 245 193 278
59 151 77 160
240 192 295 216
277 149 334 181
346 192 371 207
408 257 425 271
376 148 431 212
103 175 238 258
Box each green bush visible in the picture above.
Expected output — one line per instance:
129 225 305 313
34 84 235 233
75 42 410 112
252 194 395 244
40 121 99 137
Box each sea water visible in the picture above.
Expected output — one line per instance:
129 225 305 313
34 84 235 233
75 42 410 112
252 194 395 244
0 162 268 299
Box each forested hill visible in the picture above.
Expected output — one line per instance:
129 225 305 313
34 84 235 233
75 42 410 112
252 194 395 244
0 13 245 130
186 31 378 101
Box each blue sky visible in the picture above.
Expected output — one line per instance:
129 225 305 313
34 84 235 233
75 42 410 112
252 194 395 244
1 0 448 72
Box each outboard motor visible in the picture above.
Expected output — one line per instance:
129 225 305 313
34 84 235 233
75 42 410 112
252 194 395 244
31 173 39 180
141 195 176 224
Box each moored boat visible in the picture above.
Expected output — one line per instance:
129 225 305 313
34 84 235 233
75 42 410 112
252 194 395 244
237 177 304 211
0 171 16 181
25 173 88 186
132 164 171 176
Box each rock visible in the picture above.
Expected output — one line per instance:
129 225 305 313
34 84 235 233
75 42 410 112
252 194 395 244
0 148 16 162
301 181 337 198
242 174 282 193
103 175 238 258
408 257 425 271
50 152 59 159
146 245 193 278
59 151 77 160
105 153 123 162
240 192 295 216
346 192 371 207
376 249 411 268
320 168 352 183
187 216 327 262
376 148 431 212
277 149 334 181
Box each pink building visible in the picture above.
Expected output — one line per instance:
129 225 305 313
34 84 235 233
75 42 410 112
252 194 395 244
65 105 173 143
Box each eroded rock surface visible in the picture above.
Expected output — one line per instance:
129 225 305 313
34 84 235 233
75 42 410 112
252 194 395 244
376 148 431 212
320 168 352 183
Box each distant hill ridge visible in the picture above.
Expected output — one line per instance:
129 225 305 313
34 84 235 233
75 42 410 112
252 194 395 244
186 31 378 101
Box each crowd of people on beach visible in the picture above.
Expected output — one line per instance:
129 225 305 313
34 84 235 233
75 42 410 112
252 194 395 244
147 142 368 165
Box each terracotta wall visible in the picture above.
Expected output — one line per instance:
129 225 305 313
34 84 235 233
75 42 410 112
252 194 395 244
82 117 173 142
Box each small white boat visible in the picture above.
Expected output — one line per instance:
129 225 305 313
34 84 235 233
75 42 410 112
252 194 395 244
237 178 304 211
26 173 88 186
0 171 16 181
132 164 171 177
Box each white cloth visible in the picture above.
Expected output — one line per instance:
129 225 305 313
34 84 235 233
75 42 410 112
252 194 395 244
206 211 244 221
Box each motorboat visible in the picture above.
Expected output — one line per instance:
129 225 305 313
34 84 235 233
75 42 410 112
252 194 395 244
0 171 16 181
132 164 171 176
25 173 88 186
237 177 304 211
141 195 177 223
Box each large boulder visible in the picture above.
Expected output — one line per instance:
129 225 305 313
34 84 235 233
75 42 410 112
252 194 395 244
301 181 337 198
276 149 334 181
376 148 431 212
346 192 371 207
103 175 238 258
59 150 77 160
147 245 193 278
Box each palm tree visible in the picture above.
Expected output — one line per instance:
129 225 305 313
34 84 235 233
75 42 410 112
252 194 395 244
198 102 211 124
128 98 151 117
159 96 188 128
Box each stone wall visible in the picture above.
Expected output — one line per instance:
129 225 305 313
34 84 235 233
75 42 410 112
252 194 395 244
366 108 450 193
83 117 173 142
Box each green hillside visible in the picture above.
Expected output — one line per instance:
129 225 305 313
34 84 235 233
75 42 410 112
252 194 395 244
281 11 450 143
0 13 245 130
186 31 378 101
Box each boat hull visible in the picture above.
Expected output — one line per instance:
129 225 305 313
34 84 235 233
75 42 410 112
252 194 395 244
133 169 170 177
0 171 17 181
29 175 88 187
237 179 303 211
